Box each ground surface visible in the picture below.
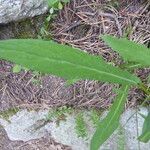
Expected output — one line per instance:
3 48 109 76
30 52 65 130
0 108 150 150
0 0 149 111
0 125 71 150
0 0 150 149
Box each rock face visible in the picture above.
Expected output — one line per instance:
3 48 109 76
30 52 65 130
0 0 48 24
0 108 150 150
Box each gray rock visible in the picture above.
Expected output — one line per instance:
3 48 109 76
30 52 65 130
120 108 150 150
0 109 48 141
0 0 48 24
0 108 150 150
45 108 150 150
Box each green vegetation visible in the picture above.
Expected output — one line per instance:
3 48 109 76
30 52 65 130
12 64 22 73
46 106 73 125
0 34 149 150
89 109 101 127
0 108 19 121
75 112 88 138
117 124 126 150
91 85 129 150
138 112 150 143
102 35 150 67
0 39 140 85
38 0 70 39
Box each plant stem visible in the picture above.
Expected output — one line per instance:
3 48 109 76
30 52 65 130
139 83 150 97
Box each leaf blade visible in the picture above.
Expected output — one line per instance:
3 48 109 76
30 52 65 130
90 85 129 150
0 39 140 85
138 112 150 143
101 35 150 67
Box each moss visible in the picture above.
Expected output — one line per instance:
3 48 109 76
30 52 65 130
0 108 19 121
46 106 73 125
12 14 48 39
75 112 88 138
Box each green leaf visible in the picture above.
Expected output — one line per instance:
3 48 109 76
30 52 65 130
90 85 129 150
138 112 150 143
0 39 140 85
12 64 22 73
47 0 58 7
46 15 51 22
101 35 150 67
62 0 70 3
58 2 63 9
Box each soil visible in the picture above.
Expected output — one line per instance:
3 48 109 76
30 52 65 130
0 0 150 149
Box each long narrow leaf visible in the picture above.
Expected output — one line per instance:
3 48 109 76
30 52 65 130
90 85 129 150
138 112 150 143
101 35 150 67
0 39 140 85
